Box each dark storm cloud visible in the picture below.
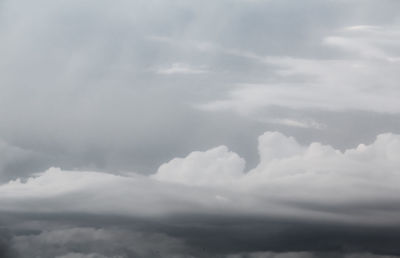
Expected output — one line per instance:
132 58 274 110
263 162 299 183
2 213 400 257
0 228 17 258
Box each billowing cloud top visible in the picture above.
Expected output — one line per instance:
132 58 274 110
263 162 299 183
1 131 400 226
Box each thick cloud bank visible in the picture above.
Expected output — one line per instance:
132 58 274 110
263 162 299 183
1 131 400 257
0 131 400 225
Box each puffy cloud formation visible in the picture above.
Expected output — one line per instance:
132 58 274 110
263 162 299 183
153 146 245 186
1 131 400 225
153 131 400 193
250 131 400 181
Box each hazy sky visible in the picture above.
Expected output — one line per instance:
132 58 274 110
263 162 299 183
1 0 400 257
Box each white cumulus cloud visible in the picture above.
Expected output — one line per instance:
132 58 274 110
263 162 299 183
152 146 245 186
1 131 400 225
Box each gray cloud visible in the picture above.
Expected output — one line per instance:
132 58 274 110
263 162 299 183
3 213 400 257
12 227 188 258
1 0 400 256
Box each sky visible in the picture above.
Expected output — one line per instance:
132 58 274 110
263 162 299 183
1 0 400 257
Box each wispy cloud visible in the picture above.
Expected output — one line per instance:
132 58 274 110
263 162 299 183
260 118 326 129
198 25 400 114
156 63 208 75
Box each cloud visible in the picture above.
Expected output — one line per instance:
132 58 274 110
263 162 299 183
0 139 42 181
156 63 208 75
11 227 188 258
55 254 118 258
0 131 400 226
0 229 16 258
258 118 325 129
1 130 400 255
199 25 400 114
152 146 245 186
2 0 400 256
227 252 400 258
326 25 400 61
1 0 400 182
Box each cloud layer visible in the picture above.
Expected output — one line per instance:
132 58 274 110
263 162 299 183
1 131 400 225
1 131 400 256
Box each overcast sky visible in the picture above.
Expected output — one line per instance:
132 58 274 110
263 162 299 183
1 0 400 257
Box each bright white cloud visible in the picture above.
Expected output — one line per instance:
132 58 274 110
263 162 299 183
1 131 400 225
153 146 245 186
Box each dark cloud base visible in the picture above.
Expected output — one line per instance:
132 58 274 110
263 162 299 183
0 229 18 258
2 212 400 257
